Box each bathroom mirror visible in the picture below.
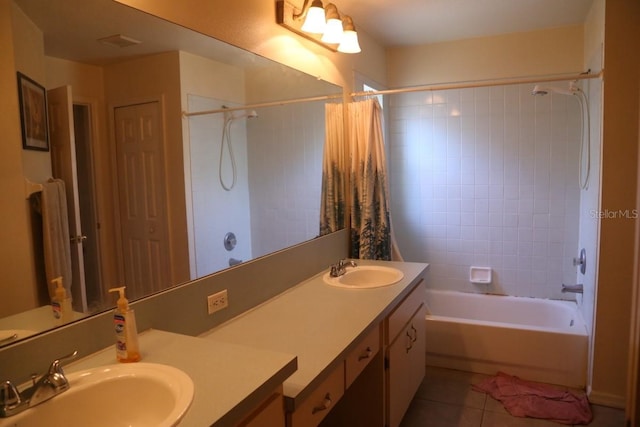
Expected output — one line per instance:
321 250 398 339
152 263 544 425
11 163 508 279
2 0 343 346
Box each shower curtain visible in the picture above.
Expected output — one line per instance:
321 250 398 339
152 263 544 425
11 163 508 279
320 102 345 236
348 98 401 260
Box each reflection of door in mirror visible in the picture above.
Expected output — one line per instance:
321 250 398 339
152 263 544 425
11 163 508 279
47 86 105 314
47 86 88 313
72 103 103 311
114 102 171 300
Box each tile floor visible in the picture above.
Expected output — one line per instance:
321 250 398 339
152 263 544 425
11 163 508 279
400 366 626 427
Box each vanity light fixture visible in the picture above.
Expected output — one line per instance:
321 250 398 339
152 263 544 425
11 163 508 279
337 16 361 53
300 0 326 33
276 0 361 54
320 4 343 44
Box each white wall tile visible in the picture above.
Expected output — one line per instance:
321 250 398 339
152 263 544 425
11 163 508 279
390 82 583 298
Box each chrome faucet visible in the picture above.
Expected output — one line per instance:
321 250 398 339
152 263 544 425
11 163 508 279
329 259 358 277
562 284 584 294
1 350 77 418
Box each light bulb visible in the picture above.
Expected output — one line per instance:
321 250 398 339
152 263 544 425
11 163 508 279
337 16 360 53
321 3 343 44
301 0 326 34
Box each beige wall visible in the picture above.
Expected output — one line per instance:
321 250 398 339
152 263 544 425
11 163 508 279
591 0 640 407
584 0 605 72
0 0 40 315
386 26 584 87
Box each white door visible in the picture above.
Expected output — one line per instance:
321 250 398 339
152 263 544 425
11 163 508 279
47 85 88 312
114 102 170 298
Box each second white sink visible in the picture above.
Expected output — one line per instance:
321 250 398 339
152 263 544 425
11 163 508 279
323 265 404 289
0 363 194 427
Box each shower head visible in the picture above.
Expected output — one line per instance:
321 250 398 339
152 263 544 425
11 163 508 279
231 109 258 120
532 85 549 96
531 84 576 97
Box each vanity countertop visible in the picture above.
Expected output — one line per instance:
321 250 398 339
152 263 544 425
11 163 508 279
201 260 429 408
65 329 297 427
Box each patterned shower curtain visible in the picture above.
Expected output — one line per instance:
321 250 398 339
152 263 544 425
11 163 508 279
320 102 345 236
348 98 395 260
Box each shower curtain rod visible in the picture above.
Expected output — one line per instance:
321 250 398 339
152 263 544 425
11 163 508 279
182 93 344 118
350 70 604 98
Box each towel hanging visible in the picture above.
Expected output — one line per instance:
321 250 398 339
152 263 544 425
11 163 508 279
41 179 73 299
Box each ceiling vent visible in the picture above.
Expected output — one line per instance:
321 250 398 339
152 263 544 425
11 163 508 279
97 34 141 48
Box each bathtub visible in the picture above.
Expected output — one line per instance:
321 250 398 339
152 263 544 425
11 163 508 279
424 289 589 388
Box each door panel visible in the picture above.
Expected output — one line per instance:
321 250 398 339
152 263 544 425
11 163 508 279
114 102 170 297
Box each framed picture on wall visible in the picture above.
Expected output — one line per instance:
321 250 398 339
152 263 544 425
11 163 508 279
17 72 49 151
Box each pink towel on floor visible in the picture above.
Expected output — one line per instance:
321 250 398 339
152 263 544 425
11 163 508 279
472 372 592 425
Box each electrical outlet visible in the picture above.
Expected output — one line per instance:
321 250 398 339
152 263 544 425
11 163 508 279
207 289 228 314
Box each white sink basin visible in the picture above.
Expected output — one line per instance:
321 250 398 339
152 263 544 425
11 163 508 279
1 363 194 427
323 265 404 289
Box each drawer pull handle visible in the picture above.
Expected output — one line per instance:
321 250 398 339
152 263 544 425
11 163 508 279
411 325 418 343
312 393 332 414
358 346 373 361
406 331 413 353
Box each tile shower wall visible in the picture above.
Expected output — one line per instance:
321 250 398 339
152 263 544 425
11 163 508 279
188 98 326 273
247 101 326 259
389 83 582 299
188 95 253 277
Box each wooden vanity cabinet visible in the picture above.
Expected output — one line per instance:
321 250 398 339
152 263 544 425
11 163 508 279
286 324 381 427
287 363 345 427
284 276 426 427
385 281 426 427
237 386 286 427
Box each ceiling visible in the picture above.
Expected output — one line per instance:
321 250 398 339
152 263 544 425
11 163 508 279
335 0 595 46
14 0 267 68
14 0 596 66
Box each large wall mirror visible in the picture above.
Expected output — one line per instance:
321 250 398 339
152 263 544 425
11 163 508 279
2 0 343 347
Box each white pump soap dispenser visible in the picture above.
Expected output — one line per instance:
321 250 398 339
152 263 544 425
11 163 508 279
108 286 141 363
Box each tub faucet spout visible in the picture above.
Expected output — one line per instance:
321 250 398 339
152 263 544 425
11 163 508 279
561 284 583 294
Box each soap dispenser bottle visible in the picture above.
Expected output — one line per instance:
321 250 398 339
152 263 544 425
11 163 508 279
51 276 72 323
108 286 141 362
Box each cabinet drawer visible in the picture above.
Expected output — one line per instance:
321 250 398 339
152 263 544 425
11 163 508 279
345 323 380 388
238 387 284 427
288 363 344 427
386 280 425 342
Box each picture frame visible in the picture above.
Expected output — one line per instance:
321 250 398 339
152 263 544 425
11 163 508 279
17 72 49 151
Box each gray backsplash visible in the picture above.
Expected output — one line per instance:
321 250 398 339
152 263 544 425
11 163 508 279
0 230 348 384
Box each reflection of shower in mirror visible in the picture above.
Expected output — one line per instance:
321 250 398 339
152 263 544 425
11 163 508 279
219 107 259 191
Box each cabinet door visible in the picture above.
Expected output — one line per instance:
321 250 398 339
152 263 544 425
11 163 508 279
386 304 426 427
238 388 285 427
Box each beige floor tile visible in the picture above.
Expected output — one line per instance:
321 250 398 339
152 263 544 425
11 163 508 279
415 373 487 409
411 367 626 427
587 404 626 426
481 410 564 427
400 399 483 427
425 365 491 384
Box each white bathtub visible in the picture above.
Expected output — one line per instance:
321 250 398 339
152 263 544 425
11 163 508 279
424 289 589 388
